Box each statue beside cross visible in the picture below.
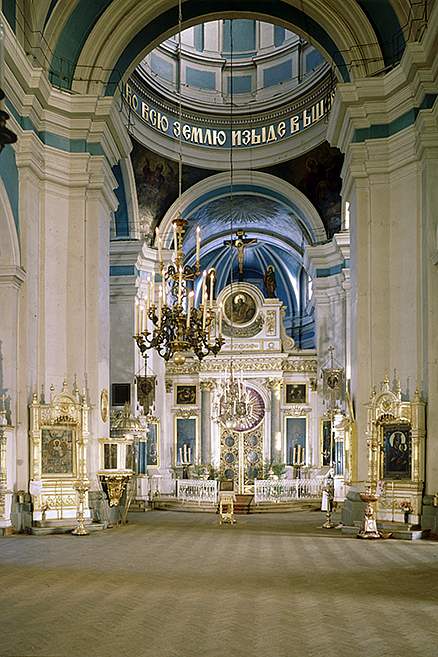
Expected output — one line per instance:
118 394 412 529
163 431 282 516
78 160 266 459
224 229 257 282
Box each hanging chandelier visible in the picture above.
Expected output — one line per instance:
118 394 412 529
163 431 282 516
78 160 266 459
134 218 224 365
211 19 255 429
133 2 224 367
212 367 252 429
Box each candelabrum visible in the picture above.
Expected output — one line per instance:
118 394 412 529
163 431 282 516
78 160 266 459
212 368 253 429
320 470 336 528
72 481 90 536
134 216 224 366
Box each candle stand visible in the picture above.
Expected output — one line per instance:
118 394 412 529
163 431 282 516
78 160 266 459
320 471 336 528
72 481 90 535
356 489 381 539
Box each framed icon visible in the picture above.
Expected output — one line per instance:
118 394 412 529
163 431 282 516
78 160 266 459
382 425 411 480
320 418 332 467
285 416 307 465
175 384 197 406
284 383 307 405
223 291 257 325
175 416 198 466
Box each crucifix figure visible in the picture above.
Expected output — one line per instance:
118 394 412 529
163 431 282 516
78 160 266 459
224 229 257 282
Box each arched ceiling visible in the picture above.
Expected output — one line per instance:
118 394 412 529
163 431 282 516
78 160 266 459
39 0 406 94
154 170 326 324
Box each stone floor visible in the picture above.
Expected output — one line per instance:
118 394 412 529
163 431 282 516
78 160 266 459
1 510 438 657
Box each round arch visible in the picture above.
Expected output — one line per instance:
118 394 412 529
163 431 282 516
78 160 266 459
43 0 405 94
157 169 326 251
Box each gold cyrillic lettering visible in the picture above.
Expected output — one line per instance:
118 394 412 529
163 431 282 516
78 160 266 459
251 129 261 144
191 127 203 143
291 116 300 133
217 130 226 145
242 130 251 146
266 125 277 142
150 109 157 126
173 121 180 138
303 109 312 127
158 114 168 132
182 124 191 140
232 130 241 146
277 121 286 138
312 100 324 123
141 102 149 121
204 129 212 145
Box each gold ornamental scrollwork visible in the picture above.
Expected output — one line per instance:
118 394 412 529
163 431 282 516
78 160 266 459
175 408 199 418
166 362 201 376
200 380 216 392
284 406 310 417
265 378 283 392
143 413 159 424
100 389 109 422
282 359 317 373
266 310 276 335
102 474 130 507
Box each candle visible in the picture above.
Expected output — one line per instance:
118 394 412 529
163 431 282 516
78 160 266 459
202 270 207 302
140 307 144 334
188 447 191 463
173 223 178 259
203 293 207 330
151 276 155 307
179 447 182 465
218 302 222 336
146 276 151 312
186 291 194 328
196 226 200 264
158 285 163 328
135 299 139 334
301 447 305 464
183 443 187 462
178 266 183 306
156 228 162 263
293 446 297 464
209 272 214 308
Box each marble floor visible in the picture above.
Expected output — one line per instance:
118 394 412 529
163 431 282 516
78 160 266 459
1 510 438 657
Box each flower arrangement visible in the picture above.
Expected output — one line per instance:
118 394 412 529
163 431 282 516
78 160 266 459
41 502 50 519
400 501 413 513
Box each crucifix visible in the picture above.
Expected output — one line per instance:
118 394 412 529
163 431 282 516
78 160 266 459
224 229 257 282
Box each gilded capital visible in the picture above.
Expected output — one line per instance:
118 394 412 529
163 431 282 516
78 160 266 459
265 377 283 391
200 379 216 392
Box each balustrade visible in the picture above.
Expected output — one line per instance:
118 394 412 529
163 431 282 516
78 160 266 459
254 478 323 504
177 479 218 505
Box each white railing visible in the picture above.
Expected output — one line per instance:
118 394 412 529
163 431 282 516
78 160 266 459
254 478 324 504
177 479 219 506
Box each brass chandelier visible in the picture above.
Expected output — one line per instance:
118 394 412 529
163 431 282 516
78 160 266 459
134 219 224 365
134 0 224 367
